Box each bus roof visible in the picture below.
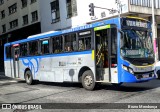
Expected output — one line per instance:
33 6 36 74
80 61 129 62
27 31 58 39
126 16 149 22
4 16 150 46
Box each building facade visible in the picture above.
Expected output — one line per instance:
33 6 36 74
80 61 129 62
1 0 160 41
0 0 41 41
0 0 160 71
0 0 41 71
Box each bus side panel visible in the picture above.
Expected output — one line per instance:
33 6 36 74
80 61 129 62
38 52 95 83
18 51 95 83
62 53 95 82
19 57 40 80
38 57 59 82
18 61 24 80
19 60 28 80
4 60 13 78
111 68 118 83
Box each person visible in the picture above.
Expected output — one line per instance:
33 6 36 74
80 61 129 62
103 50 109 68
67 46 72 52
79 40 84 50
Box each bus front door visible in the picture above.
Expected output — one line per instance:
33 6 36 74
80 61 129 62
95 25 117 83
12 45 20 78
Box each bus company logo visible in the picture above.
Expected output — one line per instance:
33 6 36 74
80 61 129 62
2 104 12 109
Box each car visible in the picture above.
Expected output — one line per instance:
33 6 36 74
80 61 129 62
154 61 160 79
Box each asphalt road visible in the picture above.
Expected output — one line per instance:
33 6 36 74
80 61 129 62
0 73 160 112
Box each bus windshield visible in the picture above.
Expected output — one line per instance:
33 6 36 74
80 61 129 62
120 29 154 58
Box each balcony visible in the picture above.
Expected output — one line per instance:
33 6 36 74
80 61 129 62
129 0 160 15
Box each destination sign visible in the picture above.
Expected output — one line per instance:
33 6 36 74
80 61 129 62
78 30 91 37
122 18 149 28
126 20 148 28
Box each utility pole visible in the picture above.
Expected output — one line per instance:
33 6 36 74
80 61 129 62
152 0 158 61
115 0 121 26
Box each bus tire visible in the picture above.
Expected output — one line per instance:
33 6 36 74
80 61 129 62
81 70 95 90
25 70 34 85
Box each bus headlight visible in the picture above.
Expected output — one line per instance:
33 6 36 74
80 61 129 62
122 65 128 71
122 65 134 74
128 68 134 74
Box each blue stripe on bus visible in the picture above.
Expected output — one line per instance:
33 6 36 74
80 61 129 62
4 50 92 61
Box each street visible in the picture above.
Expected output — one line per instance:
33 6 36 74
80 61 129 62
0 72 160 112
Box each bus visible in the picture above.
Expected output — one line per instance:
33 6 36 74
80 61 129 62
4 16 155 90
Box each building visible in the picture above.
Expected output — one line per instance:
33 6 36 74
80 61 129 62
0 0 41 71
0 0 160 71
0 0 41 42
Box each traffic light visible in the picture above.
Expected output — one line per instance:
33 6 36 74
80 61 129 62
89 3 95 16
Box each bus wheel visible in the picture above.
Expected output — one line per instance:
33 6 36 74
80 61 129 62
82 70 95 90
25 70 34 85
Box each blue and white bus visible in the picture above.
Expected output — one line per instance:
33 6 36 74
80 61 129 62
4 16 155 90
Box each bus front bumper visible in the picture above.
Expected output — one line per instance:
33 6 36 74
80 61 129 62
120 71 156 83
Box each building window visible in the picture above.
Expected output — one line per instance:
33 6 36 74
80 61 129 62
1 10 5 19
50 0 60 23
2 24 6 33
23 15 28 25
8 3 17 15
31 0 36 4
31 11 38 22
21 0 27 8
66 0 77 18
130 0 160 8
10 19 18 29
0 0 4 5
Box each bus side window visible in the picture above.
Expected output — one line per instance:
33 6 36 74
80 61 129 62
20 43 28 57
86 37 91 50
111 28 117 65
29 41 38 56
52 36 63 53
64 33 76 52
6 46 12 59
79 39 84 50
79 37 91 51
40 39 49 55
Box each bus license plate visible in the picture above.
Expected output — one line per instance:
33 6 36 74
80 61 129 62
143 74 149 78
